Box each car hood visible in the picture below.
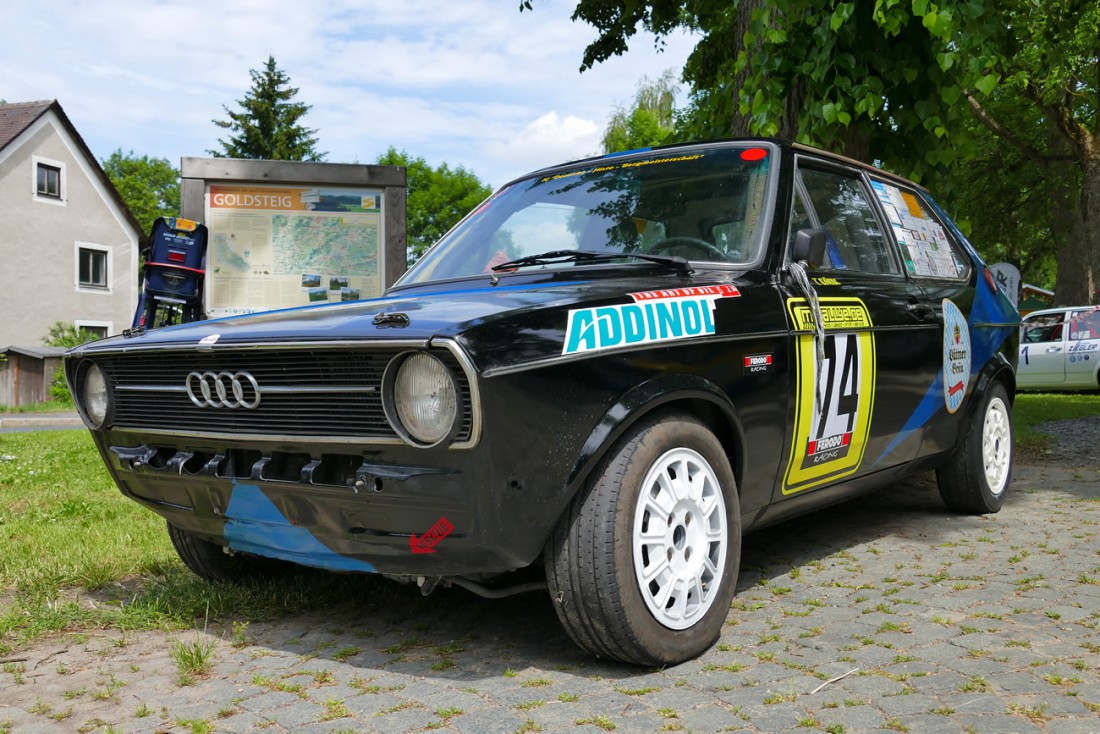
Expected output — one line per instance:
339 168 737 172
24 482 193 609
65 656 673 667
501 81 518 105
70 272 754 372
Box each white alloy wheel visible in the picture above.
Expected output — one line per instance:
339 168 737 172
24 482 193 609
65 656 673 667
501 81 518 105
936 381 1013 515
982 394 1011 496
632 447 727 630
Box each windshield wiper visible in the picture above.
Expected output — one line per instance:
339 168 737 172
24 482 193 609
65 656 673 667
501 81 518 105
490 249 694 277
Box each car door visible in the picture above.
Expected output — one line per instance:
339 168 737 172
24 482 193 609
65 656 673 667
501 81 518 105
776 158 941 499
869 177 987 458
1065 308 1100 387
1019 312 1067 388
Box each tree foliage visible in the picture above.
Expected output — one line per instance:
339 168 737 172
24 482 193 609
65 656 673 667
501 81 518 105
536 0 1099 303
210 56 325 161
602 70 680 153
100 150 180 237
374 148 493 264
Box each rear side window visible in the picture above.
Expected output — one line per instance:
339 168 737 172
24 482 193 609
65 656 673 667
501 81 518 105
870 180 970 279
1068 308 1100 340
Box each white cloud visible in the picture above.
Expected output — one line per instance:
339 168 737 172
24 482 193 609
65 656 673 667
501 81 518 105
483 112 602 183
0 0 697 188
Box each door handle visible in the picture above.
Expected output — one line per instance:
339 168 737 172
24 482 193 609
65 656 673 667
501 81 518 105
1046 346 1062 353
906 301 936 320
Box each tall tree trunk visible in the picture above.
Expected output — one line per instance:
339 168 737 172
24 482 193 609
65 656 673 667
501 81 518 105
728 0 804 140
1081 153 1100 305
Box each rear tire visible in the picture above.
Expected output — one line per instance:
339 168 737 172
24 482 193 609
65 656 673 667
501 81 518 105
936 382 1012 514
545 412 740 666
167 522 287 582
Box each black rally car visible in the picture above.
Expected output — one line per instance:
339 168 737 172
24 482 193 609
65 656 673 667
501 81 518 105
66 139 1019 665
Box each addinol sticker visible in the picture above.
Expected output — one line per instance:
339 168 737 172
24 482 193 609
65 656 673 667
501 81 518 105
563 285 740 355
942 298 971 414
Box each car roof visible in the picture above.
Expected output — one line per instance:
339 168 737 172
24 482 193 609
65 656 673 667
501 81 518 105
1023 306 1099 318
511 138 924 192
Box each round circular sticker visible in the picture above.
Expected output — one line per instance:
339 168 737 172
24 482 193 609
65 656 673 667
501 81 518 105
942 299 971 414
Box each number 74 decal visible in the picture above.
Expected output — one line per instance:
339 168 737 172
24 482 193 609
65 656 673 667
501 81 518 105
783 297 877 494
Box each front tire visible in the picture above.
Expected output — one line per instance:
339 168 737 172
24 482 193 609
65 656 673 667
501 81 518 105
936 381 1013 514
167 522 287 582
545 412 741 666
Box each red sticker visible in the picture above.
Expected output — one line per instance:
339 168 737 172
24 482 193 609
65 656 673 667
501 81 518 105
410 517 453 554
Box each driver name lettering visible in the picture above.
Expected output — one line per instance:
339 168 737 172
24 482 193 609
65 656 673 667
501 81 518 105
564 292 731 355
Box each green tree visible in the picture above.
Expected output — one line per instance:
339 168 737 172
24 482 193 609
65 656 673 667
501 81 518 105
602 70 680 153
375 147 493 264
534 0 1099 304
210 55 325 161
101 150 180 237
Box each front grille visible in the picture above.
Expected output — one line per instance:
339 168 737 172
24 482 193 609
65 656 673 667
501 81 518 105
91 346 474 441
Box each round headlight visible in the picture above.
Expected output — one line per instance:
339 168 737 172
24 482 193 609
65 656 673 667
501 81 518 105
81 363 110 428
388 352 458 446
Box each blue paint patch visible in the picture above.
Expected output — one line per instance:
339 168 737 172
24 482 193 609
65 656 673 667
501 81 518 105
224 480 377 573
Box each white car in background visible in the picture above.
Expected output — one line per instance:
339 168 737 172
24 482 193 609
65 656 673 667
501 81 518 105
1018 306 1100 390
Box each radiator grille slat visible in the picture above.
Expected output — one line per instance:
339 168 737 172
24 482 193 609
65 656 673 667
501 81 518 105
95 348 473 440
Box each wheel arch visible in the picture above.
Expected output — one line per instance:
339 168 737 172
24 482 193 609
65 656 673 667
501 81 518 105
562 373 745 502
973 352 1017 409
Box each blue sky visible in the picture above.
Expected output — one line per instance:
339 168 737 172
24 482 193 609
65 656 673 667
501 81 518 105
1 1 696 189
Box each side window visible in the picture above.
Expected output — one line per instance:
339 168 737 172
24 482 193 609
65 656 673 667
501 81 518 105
798 167 899 274
1068 308 1100 340
1021 314 1064 344
869 179 970 279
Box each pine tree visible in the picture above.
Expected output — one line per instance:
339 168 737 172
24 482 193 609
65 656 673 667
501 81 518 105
210 56 325 161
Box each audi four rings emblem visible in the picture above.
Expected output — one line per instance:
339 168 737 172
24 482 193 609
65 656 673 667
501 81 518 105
185 371 262 409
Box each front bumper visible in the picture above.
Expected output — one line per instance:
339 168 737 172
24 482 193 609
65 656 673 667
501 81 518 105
93 428 534 577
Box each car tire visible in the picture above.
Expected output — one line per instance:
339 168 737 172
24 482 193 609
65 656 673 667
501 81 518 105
936 382 1012 514
544 411 740 666
167 522 287 582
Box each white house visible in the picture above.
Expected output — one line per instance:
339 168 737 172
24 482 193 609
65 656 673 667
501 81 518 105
0 99 143 346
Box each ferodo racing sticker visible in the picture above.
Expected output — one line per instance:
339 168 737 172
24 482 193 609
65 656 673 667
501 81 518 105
563 285 740 355
783 297 876 495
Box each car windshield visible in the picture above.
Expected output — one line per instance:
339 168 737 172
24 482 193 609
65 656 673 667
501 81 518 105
399 143 777 285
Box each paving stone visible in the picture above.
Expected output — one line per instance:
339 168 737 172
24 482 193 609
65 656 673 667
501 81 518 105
3 463 1099 732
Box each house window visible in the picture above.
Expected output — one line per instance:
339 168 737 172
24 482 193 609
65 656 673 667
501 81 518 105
37 163 61 198
32 156 66 203
78 246 109 289
74 321 111 340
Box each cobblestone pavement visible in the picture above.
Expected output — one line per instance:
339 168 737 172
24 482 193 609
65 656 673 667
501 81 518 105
2 458 1098 734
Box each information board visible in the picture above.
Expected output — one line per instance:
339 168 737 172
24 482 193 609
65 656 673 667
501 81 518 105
204 183 384 318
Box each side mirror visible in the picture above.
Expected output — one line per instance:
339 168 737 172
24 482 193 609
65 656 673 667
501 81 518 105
792 228 827 268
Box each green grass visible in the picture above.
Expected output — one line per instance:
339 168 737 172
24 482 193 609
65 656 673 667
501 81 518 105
0 430 449 655
0 400 73 414
1013 392 1100 451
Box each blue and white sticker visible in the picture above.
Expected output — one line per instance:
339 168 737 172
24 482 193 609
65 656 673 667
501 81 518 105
942 299 971 414
563 285 739 355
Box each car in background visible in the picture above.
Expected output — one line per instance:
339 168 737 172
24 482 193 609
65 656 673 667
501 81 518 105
1018 306 1100 390
65 139 1020 666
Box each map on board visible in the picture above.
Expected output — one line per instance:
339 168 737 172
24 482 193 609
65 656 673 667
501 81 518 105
272 215 379 277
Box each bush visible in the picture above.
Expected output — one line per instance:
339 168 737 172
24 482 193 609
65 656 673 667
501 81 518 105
42 322 101 404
